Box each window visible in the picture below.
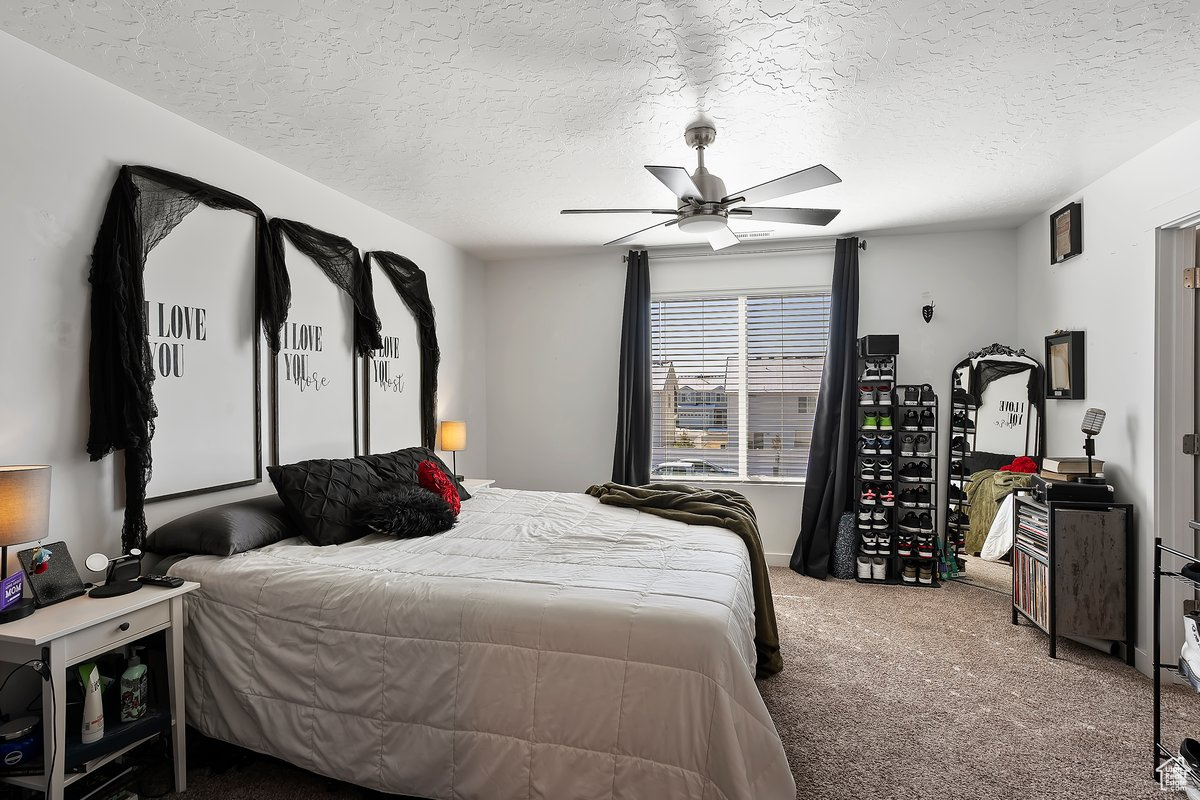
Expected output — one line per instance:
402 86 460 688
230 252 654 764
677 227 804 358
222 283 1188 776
650 291 832 481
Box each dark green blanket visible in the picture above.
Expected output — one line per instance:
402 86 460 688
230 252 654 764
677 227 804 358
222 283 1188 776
584 482 782 677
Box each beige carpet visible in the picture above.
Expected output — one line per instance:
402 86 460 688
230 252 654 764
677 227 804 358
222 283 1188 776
157 567 1190 800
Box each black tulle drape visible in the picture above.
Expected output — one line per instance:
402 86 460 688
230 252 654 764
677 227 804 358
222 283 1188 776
363 251 441 450
612 250 652 486
269 219 381 356
88 165 288 553
791 237 860 578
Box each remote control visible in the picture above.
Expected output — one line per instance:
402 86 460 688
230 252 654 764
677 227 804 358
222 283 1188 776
138 574 184 588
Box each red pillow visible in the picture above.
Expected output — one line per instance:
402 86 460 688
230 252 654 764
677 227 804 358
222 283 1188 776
418 460 460 516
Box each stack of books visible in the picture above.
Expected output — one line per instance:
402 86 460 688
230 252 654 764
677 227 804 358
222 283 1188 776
1040 456 1103 482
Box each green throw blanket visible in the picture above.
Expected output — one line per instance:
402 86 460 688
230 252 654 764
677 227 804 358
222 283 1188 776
584 482 782 677
964 469 1035 554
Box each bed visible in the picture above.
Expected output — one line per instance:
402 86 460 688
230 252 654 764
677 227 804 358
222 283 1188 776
166 487 796 800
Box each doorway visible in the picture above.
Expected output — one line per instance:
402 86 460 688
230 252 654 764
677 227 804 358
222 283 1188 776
1154 220 1200 666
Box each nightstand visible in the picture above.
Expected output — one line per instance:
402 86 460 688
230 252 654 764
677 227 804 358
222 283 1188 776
462 478 496 492
0 581 199 800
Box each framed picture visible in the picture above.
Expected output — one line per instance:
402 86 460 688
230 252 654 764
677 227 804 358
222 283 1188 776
142 205 261 501
271 235 358 465
1050 202 1082 264
362 259 422 454
1045 330 1085 399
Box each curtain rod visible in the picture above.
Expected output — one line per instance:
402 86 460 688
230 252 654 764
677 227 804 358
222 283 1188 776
622 239 866 262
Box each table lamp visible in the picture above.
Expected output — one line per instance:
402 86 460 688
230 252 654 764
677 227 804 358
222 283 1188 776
0 466 50 623
439 420 466 480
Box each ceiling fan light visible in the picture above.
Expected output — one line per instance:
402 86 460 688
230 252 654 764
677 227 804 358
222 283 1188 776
676 215 727 235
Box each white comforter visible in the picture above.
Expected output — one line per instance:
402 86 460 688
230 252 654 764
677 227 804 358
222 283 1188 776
169 488 795 800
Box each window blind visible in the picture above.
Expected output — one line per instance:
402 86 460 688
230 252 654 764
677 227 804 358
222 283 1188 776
650 291 831 481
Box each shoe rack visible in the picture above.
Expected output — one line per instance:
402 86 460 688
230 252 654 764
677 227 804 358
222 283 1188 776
944 370 978 575
854 347 897 584
894 384 940 587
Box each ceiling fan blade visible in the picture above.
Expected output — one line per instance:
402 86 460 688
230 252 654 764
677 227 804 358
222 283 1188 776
707 227 740 250
603 220 676 247
723 165 841 206
729 207 842 226
645 165 702 200
560 209 678 215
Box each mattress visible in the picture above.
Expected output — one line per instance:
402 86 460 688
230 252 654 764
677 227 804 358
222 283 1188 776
169 487 795 799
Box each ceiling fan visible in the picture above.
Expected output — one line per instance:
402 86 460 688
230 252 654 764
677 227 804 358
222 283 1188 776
561 115 842 251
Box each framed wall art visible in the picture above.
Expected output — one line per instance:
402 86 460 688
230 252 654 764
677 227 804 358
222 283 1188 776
142 204 261 501
362 259 422 454
270 223 359 465
1045 330 1085 400
1050 201 1082 264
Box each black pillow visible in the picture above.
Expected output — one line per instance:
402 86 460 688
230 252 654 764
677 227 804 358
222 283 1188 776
146 495 294 556
268 458 385 546
358 447 472 501
354 485 457 538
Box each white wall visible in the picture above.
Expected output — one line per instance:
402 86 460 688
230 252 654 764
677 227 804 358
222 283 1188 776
0 31 487 573
484 229 1017 563
1015 117 1200 672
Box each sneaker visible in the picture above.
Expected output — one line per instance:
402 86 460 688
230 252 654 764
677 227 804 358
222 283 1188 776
903 386 920 406
879 487 895 506
899 462 923 483
871 508 889 530
857 556 872 579
900 434 916 456
860 485 877 506
946 509 969 529
877 360 895 381
902 410 920 429
861 362 880 381
949 459 965 475
877 411 893 430
899 511 922 533
859 386 876 406
918 512 934 532
897 533 914 556
919 409 936 430
948 484 968 504
919 563 934 584
951 411 975 431
875 531 891 554
914 486 931 506
877 458 894 482
860 434 879 455
860 458 877 480
871 557 887 581
898 488 918 507
952 387 976 408
901 561 918 583
950 435 972 454
876 433 893 454
916 532 935 557
862 411 879 429
917 462 933 483
920 384 936 405
861 531 877 556
915 434 933 456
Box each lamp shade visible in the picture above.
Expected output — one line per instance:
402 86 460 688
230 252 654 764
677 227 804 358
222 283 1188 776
0 466 51 547
439 421 466 452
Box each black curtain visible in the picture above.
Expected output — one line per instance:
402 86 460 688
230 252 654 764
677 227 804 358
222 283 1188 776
363 251 441 450
612 250 651 485
791 237 860 578
269 219 381 356
87 165 288 553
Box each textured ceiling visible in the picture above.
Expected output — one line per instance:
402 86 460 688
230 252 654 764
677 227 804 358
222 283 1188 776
4 1 1200 260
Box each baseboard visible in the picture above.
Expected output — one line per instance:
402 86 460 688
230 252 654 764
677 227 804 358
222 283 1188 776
765 553 791 567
